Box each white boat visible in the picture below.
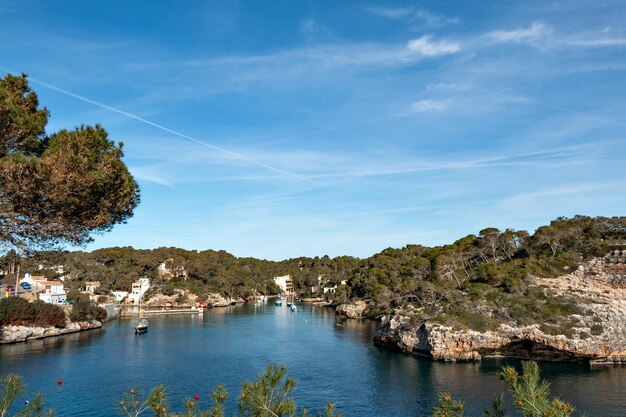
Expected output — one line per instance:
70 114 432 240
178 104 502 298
291 304 298 312
197 300 204 313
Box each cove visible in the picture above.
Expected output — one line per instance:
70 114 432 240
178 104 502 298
0 304 623 416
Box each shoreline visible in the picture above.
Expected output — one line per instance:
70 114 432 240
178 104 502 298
0 320 103 344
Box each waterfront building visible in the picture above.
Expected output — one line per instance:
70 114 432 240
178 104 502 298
112 291 129 303
323 285 337 302
129 278 150 304
273 275 293 294
38 281 67 304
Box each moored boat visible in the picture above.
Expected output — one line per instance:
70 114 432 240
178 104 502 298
135 298 149 334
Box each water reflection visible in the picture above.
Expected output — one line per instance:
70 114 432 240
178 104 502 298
0 304 623 417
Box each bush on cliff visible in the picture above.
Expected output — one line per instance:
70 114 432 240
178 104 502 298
69 299 107 322
0 297 66 328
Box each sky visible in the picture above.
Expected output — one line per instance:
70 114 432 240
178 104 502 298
1 0 625 260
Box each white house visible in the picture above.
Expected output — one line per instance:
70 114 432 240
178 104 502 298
273 275 293 294
112 291 129 303
21 273 48 291
38 281 67 304
128 278 150 304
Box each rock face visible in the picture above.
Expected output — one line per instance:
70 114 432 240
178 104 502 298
144 292 237 308
1 321 103 344
374 318 623 363
336 300 369 318
375 266 626 364
205 293 237 307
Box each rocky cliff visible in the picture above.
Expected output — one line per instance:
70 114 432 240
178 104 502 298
336 300 369 318
374 264 626 364
1 320 103 344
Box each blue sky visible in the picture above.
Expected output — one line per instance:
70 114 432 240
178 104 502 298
1 1 625 260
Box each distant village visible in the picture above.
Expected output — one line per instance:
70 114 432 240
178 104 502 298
0 258 349 306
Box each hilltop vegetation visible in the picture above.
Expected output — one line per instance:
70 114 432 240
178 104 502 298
7 215 625 332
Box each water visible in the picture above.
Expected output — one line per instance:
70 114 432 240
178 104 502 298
0 304 624 416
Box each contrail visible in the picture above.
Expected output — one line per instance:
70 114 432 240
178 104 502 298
0 68 310 182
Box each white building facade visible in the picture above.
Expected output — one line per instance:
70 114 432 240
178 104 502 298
38 281 67 304
273 275 293 294
129 278 150 304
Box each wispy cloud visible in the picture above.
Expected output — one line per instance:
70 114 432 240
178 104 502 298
567 37 626 47
407 35 461 56
301 18 316 33
499 180 626 210
129 166 174 187
365 7 459 26
483 22 552 44
11 73 312 182
426 82 473 91
411 99 450 112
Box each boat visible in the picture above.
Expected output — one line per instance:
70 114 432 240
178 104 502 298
135 298 149 334
135 317 149 334
275 300 282 306
291 304 298 312
197 300 204 313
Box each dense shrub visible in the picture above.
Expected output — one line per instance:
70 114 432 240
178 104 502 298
0 297 66 328
69 299 107 322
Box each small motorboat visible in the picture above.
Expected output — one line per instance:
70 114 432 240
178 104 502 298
291 304 298 312
275 300 282 306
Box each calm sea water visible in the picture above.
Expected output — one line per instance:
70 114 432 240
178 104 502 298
0 304 624 416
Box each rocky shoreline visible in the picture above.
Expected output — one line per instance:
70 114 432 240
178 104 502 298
370 267 626 364
1 320 103 344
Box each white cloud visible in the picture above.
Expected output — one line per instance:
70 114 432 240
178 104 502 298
567 38 626 47
411 99 449 112
426 82 473 91
366 7 459 25
407 36 461 56
484 22 551 43
413 8 460 26
130 166 174 187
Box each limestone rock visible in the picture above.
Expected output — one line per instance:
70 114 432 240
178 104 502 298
1 321 103 344
336 300 369 318
374 262 625 364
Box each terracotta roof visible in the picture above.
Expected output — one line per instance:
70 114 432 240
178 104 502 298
31 276 46 281
42 281 63 285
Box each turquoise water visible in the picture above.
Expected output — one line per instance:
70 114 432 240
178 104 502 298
0 304 624 416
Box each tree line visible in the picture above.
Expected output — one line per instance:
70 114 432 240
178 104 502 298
6 215 624 334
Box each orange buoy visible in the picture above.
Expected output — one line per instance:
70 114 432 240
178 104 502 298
194 394 199 400
57 379 62 385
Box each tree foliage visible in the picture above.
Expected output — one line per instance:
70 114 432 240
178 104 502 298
0 297 66 328
0 73 139 251
16 215 626 333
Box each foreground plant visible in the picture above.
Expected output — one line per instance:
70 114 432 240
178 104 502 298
500 361 575 417
119 365 340 417
431 361 576 417
0 362 580 417
0 374 53 417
